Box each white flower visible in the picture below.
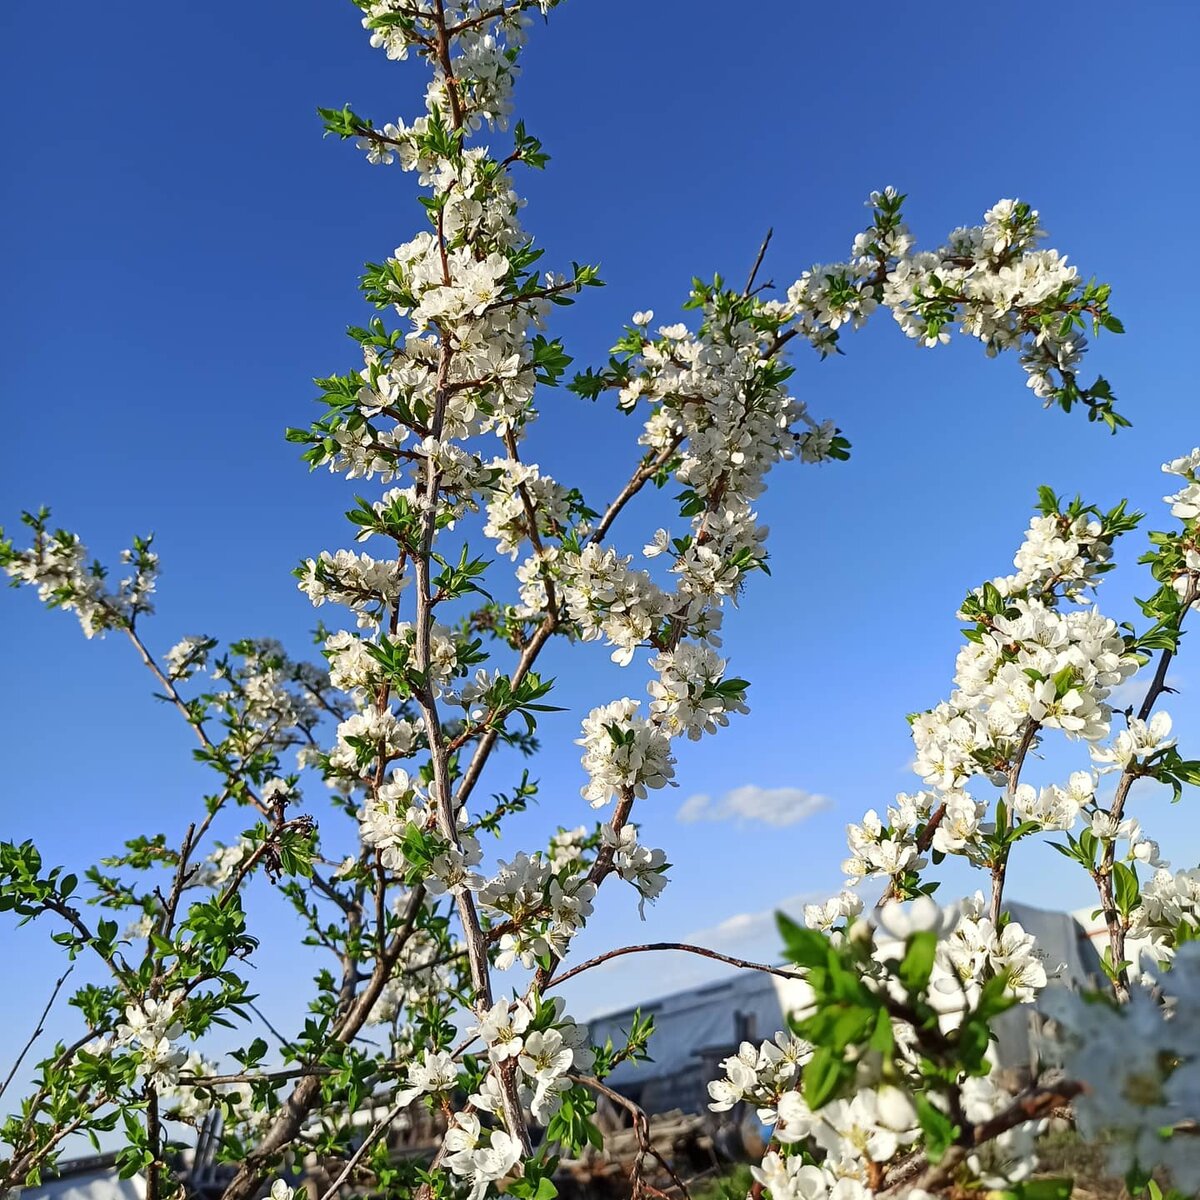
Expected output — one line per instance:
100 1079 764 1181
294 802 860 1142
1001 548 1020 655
472 998 533 1064
876 896 957 941
396 1048 459 1106
577 698 675 806
874 1085 918 1132
804 890 863 931
165 635 211 680
751 1153 829 1200
517 1029 573 1085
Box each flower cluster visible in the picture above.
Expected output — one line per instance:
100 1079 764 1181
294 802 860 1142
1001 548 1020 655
478 850 596 967
576 698 675 808
165 634 213 680
115 992 187 1086
718 898 1062 1198
1043 945 1200 1193
1163 448 1200 527
1 3 1171 1200
484 460 572 558
329 706 421 777
781 188 1125 426
601 821 669 917
298 549 408 628
1 516 158 638
707 1031 813 1117
395 997 592 1199
1129 866 1200 955
835 496 1140 896
555 545 670 667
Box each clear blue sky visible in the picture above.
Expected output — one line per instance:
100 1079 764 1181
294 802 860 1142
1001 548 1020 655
2 0 1198 1079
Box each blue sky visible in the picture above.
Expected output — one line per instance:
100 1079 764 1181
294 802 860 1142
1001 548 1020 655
2 0 1199 1086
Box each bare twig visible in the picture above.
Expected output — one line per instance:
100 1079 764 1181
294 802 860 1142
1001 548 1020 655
570 1074 692 1200
546 942 800 991
1135 578 1196 723
0 967 74 1101
317 1095 410 1200
589 437 685 546
743 228 773 296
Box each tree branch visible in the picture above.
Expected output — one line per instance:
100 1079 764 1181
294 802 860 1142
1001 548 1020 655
0 967 73 1101
546 942 801 991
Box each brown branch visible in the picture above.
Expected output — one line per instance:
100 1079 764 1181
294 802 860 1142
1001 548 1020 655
1095 573 1197 1000
879 801 949 906
989 717 1040 926
503 428 558 615
569 1074 692 1200
247 1001 292 1049
880 1081 1084 1194
743 228 773 296
178 1066 337 1088
2 1092 116 1193
409 326 525 1146
454 430 686 816
145 1082 161 1200
218 886 427 1200
916 803 947 854
1136 600 1190 721
431 0 465 131
316 1093 411 1200
479 278 580 317
446 2 526 37
453 616 557 811
0 967 74 1101
545 942 800 991
532 791 635 993
123 625 221 756
589 437 685 546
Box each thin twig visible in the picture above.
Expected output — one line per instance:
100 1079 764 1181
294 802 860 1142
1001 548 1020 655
178 1065 337 1088
546 942 800 990
317 1095 410 1200
589 437 685 546
570 1074 692 1200
1135 576 1196 723
0 967 74 1100
989 716 1040 925
1094 574 1198 1000
743 228 773 296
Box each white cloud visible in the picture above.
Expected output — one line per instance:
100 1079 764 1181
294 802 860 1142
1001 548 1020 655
676 784 831 828
685 890 824 951
1106 673 1182 712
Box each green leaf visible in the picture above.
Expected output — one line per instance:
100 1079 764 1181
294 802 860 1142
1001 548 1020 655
914 1092 956 1163
1018 1179 1074 1200
777 912 829 969
898 930 938 993
802 1046 845 1109
1113 861 1140 916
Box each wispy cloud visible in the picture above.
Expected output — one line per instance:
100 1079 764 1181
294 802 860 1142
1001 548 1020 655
1106 673 1182 713
684 890 825 950
677 784 832 828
